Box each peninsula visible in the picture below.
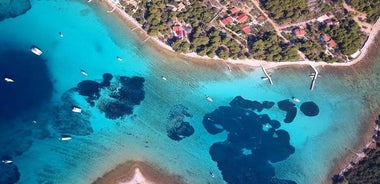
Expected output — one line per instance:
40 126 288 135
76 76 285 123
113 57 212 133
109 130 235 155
102 0 380 68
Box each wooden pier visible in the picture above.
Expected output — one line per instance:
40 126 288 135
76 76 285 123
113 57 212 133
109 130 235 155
107 6 116 13
260 65 273 85
309 64 318 91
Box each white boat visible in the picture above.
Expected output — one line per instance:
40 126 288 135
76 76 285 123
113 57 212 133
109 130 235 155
206 95 213 102
116 56 123 61
261 77 269 81
292 97 301 103
161 76 167 81
30 46 43 56
80 69 88 76
59 32 64 37
210 172 215 178
59 135 72 141
4 78 14 82
1 160 13 164
72 106 82 113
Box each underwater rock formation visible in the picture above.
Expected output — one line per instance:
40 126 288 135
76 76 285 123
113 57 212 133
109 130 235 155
0 0 31 21
166 104 194 141
277 100 297 123
75 74 145 120
300 101 319 117
203 96 295 184
52 89 93 136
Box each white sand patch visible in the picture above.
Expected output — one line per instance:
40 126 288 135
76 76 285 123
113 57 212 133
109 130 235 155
119 168 154 184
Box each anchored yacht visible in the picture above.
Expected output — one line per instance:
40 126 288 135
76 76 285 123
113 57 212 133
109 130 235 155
72 106 82 113
30 46 43 56
80 69 88 76
292 97 301 103
4 78 14 82
1 160 13 164
59 135 72 141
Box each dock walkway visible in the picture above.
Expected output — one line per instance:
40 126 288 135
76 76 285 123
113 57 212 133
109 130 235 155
309 64 318 90
260 65 273 85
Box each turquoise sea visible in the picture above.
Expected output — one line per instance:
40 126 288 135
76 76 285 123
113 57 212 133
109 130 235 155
1 0 380 183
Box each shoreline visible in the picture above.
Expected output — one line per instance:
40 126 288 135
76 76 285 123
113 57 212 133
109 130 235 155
99 0 380 183
101 0 380 70
92 160 186 184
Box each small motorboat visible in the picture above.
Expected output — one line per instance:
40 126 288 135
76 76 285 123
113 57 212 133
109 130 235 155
59 32 64 37
4 78 14 82
116 56 123 61
210 171 215 178
161 76 167 81
59 135 72 141
292 97 301 103
1 160 13 164
30 46 43 56
72 106 82 113
80 69 88 76
261 77 269 81
206 95 213 102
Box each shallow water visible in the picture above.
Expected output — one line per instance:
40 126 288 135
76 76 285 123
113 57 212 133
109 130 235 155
0 0 379 184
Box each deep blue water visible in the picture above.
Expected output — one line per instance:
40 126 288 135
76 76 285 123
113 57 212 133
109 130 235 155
0 0 380 184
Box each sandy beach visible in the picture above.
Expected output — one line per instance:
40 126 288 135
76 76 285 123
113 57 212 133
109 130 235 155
118 168 154 184
98 0 380 183
92 160 186 184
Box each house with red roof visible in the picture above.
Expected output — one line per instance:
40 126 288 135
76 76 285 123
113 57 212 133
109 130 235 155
229 7 239 14
236 14 249 23
240 24 251 34
172 25 185 38
293 28 306 36
327 39 337 48
221 16 233 25
320 34 337 48
257 15 266 21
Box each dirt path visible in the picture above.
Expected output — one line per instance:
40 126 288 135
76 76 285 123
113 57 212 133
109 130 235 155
343 2 372 34
250 0 288 42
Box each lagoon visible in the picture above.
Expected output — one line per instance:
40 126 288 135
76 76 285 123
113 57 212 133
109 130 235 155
0 0 380 183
